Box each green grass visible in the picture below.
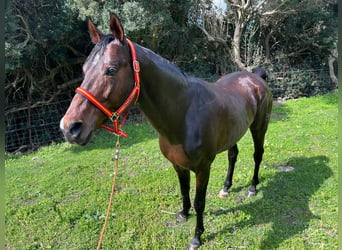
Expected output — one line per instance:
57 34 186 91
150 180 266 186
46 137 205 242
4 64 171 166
6 93 338 249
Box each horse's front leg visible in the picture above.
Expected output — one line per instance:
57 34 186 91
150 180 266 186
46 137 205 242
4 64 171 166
173 164 191 222
189 167 210 250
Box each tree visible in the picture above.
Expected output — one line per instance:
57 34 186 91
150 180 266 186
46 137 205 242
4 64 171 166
65 0 211 75
5 0 88 110
195 0 337 73
195 0 304 70
264 1 337 66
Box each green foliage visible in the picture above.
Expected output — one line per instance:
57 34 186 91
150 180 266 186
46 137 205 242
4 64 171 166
5 93 338 248
5 0 89 107
66 0 206 74
271 0 337 68
4 0 338 109
268 69 335 99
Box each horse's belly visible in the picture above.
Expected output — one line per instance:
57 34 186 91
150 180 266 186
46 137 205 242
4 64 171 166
216 119 252 153
216 132 247 153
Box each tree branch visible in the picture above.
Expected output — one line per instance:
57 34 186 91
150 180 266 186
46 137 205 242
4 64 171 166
57 77 83 89
195 23 228 45
253 0 267 13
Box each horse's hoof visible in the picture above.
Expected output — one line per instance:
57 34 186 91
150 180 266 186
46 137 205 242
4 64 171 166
188 238 201 250
176 211 188 223
218 189 228 198
247 191 256 197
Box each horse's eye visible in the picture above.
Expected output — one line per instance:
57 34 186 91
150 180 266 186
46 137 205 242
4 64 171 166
105 67 118 76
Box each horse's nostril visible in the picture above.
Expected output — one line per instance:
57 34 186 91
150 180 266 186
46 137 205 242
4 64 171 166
69 122 83 137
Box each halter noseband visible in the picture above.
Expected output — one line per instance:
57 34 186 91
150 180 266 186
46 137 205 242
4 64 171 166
75 39 140 138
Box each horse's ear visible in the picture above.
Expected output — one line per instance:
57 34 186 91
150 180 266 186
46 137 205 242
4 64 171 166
109 13 125 43
88 18 103 44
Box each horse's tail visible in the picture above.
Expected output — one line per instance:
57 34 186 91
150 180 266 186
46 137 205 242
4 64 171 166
252 67 267 81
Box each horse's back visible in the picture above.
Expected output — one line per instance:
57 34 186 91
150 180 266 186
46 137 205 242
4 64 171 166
214 71 272 107
216 71 267 89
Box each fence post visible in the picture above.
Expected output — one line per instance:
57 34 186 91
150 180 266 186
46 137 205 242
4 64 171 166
27 86 33 151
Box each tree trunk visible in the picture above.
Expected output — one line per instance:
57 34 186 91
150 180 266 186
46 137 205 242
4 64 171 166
328 49 338 88
264 32 272 64
232 21 247 71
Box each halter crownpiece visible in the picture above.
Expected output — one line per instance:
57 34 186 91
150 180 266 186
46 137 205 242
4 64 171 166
75 39 141 137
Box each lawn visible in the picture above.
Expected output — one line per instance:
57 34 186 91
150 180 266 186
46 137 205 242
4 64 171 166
5 92 338 249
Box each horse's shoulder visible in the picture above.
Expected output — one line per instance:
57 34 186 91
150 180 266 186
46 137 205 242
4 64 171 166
186 77 216 99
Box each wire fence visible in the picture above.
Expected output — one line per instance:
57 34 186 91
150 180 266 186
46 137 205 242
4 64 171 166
5 68 334 153
6 100 69 153
5 100 145 153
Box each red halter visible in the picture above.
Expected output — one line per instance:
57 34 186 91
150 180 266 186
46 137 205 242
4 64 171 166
75 39 140 138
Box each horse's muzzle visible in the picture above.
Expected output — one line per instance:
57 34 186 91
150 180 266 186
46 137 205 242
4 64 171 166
60 117 92 145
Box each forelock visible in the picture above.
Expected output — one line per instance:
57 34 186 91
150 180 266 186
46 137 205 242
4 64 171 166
85 34 117 66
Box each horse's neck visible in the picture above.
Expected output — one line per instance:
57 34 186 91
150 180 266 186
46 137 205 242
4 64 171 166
135 44 190 136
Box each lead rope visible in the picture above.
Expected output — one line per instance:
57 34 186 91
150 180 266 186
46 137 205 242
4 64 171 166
96 136 121 250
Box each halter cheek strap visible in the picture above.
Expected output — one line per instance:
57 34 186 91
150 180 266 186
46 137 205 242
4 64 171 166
75 39 140 138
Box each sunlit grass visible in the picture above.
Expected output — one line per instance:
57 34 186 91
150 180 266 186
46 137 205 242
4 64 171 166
6 92 337 249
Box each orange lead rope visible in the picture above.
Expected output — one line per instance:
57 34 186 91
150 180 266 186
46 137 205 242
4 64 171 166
97 136 121 250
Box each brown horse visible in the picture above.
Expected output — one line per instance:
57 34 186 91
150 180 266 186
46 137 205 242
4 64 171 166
60 14 273 249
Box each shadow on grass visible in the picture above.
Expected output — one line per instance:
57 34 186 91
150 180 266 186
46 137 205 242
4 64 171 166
208 155 333 248
270 101 292 123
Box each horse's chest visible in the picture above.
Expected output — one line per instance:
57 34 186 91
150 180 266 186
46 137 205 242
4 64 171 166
159 136 191 168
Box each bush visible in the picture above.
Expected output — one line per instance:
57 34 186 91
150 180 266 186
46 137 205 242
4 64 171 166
268 68 334 99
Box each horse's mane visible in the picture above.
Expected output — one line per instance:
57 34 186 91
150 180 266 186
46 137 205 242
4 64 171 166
88 35 195 88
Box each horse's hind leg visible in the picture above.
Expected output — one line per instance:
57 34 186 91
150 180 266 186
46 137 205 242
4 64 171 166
173 164 191 222
248 129 267 197
219 144 238 198
249 95 272 197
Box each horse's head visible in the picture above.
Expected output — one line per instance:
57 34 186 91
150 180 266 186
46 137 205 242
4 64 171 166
60 14 135 145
